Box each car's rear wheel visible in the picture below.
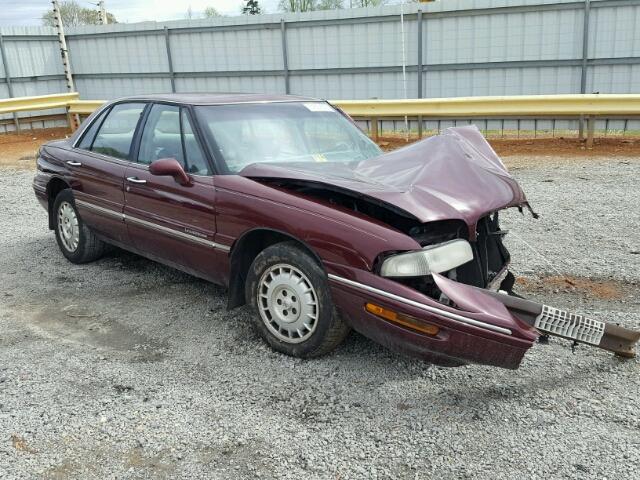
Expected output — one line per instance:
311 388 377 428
245 241 350 358
53 189 106 264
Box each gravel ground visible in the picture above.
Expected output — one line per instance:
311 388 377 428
1 157 639 479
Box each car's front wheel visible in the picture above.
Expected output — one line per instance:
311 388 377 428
246 242 350 358
53 189 106 264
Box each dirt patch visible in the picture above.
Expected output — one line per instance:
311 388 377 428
0 127 71 170
11 434 37 454
377 135 640 158
23 302 167 362
516 275 630 300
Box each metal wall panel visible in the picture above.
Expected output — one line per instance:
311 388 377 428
587 64 640 93
67 34 168 74
175 76 286 94
423 66 581 97
423 8 583 65
287 17 418 70
74 77 171 99
291 72 417 99
170 29 283 72
589 4 640 58
4 39 63 78
0 0 639 124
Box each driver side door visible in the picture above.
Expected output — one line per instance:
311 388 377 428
123 103 226 284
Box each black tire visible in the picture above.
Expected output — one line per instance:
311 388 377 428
52 189 106 264
245 241 350 358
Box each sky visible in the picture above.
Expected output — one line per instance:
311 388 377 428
0 0 282 26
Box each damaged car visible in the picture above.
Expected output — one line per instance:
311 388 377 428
33 93 640 369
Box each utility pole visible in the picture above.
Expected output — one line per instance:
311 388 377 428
52 0 75 92
98 1 108 25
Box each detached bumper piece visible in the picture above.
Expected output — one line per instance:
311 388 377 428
535 305 605 346
486 291 640 358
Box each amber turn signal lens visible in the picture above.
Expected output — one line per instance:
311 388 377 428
365 303 440 336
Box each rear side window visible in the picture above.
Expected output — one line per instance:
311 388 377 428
91 103 146 160
77 108 108 150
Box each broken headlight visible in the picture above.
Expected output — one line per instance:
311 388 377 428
380 239 474 277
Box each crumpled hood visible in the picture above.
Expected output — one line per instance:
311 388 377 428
240 126 529 230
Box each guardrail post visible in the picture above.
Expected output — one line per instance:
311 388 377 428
66 107 79 131
586 115 595 149
164 26 176 93
280 19 290 94
370 117 379 142
579 0 591 139
0 32 21 133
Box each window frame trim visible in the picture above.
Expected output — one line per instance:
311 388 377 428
74 100 150 162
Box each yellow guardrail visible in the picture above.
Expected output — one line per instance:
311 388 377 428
332 94 640 118
2 93 640 148
5 93 640 118
67 100 106 115
0 92 79 115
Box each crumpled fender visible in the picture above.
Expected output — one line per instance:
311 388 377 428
431 272 539 342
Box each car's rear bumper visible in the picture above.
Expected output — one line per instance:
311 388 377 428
327 267 538 369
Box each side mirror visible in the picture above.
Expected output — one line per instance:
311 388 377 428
149 158 192 186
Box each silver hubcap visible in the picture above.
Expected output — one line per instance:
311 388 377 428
57 201 80 252
257 264 319 344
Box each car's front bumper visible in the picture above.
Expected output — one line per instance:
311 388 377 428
327 266 539 369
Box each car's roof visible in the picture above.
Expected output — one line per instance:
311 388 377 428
116 93 322 105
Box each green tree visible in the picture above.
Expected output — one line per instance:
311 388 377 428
317 0 343 9
242 0 262 15
279 0 343 12
203 6 222 17
42 0 117 27
350 0 385 6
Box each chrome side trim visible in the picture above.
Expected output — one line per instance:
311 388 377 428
327 274 512 336
74 199 231 252
125 215 217 248
75 199 124 221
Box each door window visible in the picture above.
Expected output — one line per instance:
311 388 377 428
91 102 146 160
138 104 183 165
138 104 211 175
181 109 210 175
77 108 109 150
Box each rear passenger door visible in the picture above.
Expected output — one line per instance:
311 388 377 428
71 102 146 246
123 103 226 283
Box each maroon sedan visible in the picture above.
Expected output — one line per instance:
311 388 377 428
33 94 638 369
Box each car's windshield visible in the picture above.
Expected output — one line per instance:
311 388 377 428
195 102 382 173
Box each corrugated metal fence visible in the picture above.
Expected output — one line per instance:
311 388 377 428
1 0 640 133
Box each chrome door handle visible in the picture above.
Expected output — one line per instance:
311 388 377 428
126 177 147 184
66 161 82 167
